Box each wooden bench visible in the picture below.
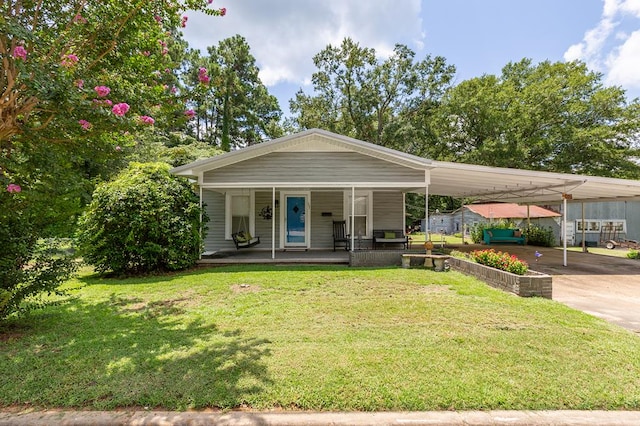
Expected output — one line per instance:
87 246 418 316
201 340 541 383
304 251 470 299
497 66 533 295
373 230 409 249
483 228 525 245
401 254 450 271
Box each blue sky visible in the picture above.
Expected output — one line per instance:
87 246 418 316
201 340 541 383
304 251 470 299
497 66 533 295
183 0 640 115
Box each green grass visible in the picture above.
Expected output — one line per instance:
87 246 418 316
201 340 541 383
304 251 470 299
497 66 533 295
410 233 466 246
2 265 640 411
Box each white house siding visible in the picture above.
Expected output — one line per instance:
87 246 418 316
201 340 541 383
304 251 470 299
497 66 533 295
254 191 279 248
373 191 404 230
310 191 344 249
202 188 408 252
202 189 236 251
202 152 425 184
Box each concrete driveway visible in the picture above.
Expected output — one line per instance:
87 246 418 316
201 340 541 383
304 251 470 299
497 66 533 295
456 244 640 333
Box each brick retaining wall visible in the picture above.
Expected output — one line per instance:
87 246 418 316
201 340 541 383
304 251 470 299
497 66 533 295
448 257 552 299
349 250 403 267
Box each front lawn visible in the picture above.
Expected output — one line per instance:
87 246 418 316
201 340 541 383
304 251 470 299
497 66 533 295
2 265 640 411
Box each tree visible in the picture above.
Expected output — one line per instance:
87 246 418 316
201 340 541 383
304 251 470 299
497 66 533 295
183 35 282 150
433 59 640 177
77 162 207 275
1 0 224 320
289 38 455 155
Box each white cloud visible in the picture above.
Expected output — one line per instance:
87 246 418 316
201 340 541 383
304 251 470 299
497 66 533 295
182 0 424 88
606 30 640 87
564 0 640 92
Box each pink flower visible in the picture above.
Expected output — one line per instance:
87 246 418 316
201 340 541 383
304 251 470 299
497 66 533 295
94 86 110 97
111 103 130 117
170 86 177 94
181 15 188 27
198 67 210 84
154 15 162 23
61 54 79 67
219 7 226 16
75 79 84 89
208 0 213 3
184 109 196 119
73 14 87 24
142 51 151 57
115 145 122 151
78 119 92 130
139 115 155 125
6 183 21 193
13 45 27 60
161 47 169 55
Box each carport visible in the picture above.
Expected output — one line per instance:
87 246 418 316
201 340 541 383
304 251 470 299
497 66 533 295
420 161 640 266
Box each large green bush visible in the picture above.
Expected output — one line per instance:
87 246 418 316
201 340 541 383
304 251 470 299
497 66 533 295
523 224 556 247
77 163 207 275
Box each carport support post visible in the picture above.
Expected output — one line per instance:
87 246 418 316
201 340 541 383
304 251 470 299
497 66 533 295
582 202 587 253
424 185 429 239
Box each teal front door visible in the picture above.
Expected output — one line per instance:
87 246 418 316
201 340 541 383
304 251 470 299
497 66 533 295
285 195 307 247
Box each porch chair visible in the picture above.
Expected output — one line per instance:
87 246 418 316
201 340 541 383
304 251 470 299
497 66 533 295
231 231 260 250
333 220 350 251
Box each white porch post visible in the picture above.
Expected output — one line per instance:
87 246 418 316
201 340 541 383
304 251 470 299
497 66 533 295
351 186 355 252
424 170 431 240
199 185 203 259
272 186 276 259
563 196 568 267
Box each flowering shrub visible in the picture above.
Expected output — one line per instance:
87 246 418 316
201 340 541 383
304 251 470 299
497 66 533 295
470 249 529 275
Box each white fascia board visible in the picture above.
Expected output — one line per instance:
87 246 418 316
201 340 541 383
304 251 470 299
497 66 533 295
199 181 429 189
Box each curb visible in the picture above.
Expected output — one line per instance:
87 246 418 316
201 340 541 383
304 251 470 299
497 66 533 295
2 410 640 425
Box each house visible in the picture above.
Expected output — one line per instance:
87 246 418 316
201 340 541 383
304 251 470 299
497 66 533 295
426 203 561 242
171 128 640 260
171 129 430 254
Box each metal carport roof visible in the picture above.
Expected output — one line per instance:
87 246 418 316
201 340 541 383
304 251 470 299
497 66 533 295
425 160 640 205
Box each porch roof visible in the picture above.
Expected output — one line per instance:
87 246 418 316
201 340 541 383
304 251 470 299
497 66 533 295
171 129 640 205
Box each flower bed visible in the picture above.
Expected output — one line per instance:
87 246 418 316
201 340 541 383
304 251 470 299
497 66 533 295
470 249 528 275
449 250 552 299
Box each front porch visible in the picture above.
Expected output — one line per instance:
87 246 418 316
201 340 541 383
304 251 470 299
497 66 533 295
197 247 431 266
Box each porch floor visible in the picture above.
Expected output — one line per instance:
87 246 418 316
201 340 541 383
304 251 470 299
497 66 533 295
198 249 352 265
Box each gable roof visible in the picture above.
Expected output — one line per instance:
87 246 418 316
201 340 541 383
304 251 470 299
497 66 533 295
465 203 560 219
171 128 431 177
171 128 640 205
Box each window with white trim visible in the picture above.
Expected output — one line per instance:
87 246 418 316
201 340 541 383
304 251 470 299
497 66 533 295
575 219 626 233
345 191 373 238
225 191 255 239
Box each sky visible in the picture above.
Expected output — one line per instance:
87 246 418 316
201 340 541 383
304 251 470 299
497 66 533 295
182 0 640 115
